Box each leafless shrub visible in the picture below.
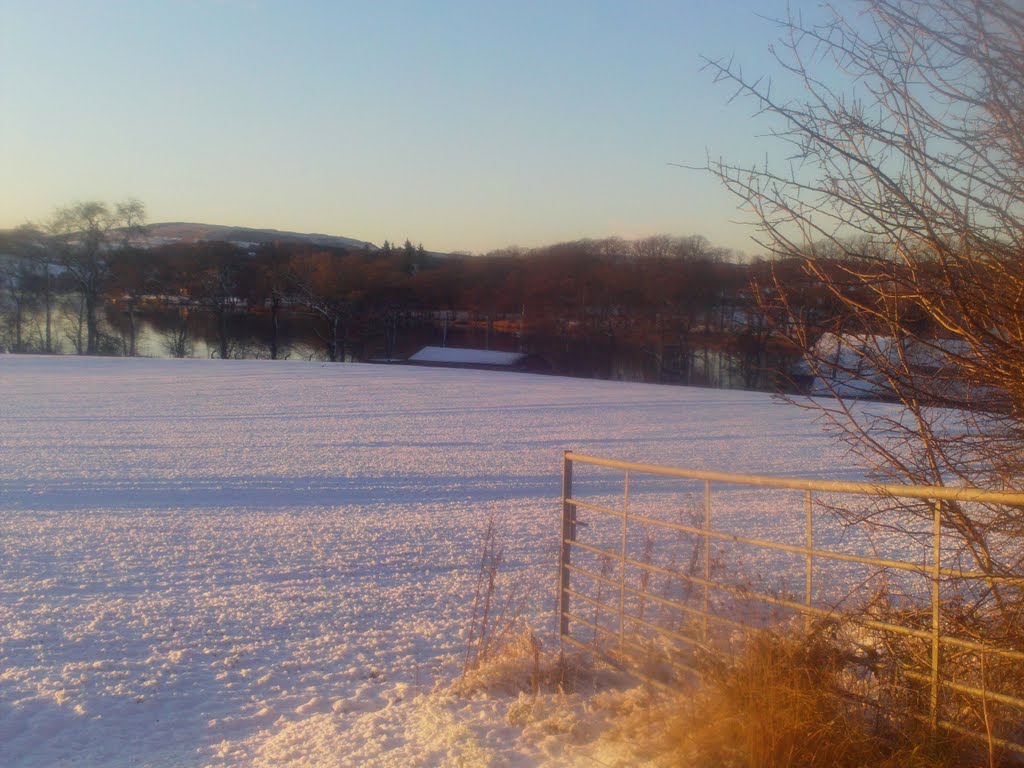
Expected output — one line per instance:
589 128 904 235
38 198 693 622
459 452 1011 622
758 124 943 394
701 0 1024 611
160 308 193 359
457 513 590 698
462 514 508 674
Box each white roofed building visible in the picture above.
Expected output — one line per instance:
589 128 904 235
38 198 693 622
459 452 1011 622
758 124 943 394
406 346 548 373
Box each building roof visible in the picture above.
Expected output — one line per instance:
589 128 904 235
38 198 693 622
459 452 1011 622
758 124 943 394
408 346 526 366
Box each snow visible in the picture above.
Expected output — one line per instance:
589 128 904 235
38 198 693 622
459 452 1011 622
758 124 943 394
0 356 864 766
407 346 526 366
805 332 972 398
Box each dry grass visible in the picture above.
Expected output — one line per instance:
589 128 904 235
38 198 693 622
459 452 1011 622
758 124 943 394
452 628 587 698
462 514 512 675
457 512 596 698
457 502 1023 763
657 629 974 768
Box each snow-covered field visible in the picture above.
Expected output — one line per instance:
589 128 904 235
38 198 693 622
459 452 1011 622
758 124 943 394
1 356 862 766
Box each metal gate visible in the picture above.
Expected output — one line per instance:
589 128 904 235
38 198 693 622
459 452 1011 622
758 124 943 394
558 451 1024 757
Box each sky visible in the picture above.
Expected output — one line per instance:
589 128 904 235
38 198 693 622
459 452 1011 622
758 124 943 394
1 1 849 256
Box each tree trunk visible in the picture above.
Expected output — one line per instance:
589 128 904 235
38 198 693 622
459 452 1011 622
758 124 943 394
127 299 137 357
269 295 280 360
14 294 23 353
330 314 340 362
44 268 52 354
384 310 398 360
218 309 229 360
85 292 99 355
74 295 85 354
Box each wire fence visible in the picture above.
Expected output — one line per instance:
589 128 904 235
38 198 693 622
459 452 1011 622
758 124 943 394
557 451 1024 757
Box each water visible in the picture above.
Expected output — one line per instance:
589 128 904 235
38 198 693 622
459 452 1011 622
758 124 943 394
3 299 799 393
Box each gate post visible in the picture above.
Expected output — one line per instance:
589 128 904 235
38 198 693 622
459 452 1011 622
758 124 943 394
805 490 814 634
559 451 575 637
930 498 942 728
703 479 711 644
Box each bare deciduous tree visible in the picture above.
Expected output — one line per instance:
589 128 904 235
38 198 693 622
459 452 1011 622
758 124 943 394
704 0 1024 593
1 226 59 354
289 249 356 363
46 200 147 355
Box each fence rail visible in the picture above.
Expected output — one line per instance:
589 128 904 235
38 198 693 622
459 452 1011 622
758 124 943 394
557 451 1024 757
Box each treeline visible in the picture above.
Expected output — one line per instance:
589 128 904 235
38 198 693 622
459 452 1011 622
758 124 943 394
0 202 843 389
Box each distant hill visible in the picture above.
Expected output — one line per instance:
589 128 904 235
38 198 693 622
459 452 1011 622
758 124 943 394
145 222 379 251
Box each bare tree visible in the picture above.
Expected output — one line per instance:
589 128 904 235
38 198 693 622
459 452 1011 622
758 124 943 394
289 249 356 363
0 250 35 353
251 242 292 360
45 200 146 355
108 245 159 357
190 242 243 360
704 0 1024 590
160 306 193 359
0 226 60 353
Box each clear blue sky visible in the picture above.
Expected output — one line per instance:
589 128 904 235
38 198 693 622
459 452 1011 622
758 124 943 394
1 1 846 255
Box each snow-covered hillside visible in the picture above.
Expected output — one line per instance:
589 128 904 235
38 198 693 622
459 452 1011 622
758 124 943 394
144 222 378 251
0 357 859 766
